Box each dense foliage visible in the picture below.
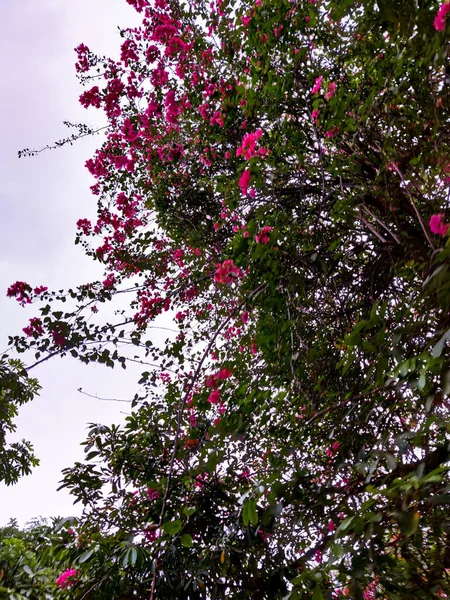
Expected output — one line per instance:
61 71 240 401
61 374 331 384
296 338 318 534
4 0 450 597
0 518 73 600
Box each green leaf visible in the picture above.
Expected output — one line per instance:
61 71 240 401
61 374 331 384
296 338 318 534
163 520 182 536
22 565 33 577
180 534 193 547
243 498 258 526
312 586 324 600
78 547 95 563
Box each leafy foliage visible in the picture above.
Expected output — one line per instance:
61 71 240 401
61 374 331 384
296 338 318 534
4 0 450 597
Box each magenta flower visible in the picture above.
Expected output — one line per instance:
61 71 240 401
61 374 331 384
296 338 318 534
324 81 336 100
434 2 450 31
6 281 33 306
214 259 242 284
429 214 449 236
236 129 264 160
255 226 272 245
146 488 160 501
208 389 221 404
311 76 323 94
23 317 44 337
56 569 78 588
238 168 251 195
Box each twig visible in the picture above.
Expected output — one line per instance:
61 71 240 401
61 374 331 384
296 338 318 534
361 204 401 244
77 388 133 403
388 163 434 250
149 282 266 600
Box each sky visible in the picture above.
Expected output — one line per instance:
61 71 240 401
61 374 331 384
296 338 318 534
0 0 149 526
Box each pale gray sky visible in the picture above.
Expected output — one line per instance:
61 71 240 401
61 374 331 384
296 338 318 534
0 0 148 525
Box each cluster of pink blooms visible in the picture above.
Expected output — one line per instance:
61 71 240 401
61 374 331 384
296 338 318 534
23 317 44 337
205 368 232 417
311 76 323 94
434 2 450 31
79 86 102 109
6 282 47 307
146 487 159 500
311 77 336 99
214 259 242 284
324 81 336 100
430 214 449 237
52 325 66 347
55 569 78 588
74 43 90 73
238 169 252 195
236 129 268 160
206 367 233 389
255 226 272 245
326 441 340 457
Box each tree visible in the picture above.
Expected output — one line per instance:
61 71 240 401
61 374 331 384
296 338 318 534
0 518 76 600
4 0 450 597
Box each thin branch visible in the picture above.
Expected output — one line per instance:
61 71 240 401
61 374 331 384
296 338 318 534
149 282 266 600
388 162 434 250
361 204 401 244
77 388 133 403
305 390 378 426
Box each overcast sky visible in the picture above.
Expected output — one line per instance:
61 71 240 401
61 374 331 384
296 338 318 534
0 0 148 526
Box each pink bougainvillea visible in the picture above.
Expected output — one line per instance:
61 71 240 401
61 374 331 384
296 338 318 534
311 76 323 94
55 569 78 588
255 226 272 245
238 169 251 195
434 2 450 31
429 214 449 236
214 259 242 284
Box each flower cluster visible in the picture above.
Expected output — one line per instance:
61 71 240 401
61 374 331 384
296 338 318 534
55 569 78 588
6 282 47 306
236 129 267 160
429 214 449 237
23 317 44 337
214 260 242 284
434 2 450 31
255 226 272 245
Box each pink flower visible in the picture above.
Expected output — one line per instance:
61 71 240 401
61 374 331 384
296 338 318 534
236 129 264 160
434 2 450 31
23 317 44 337
273 24 283 36
146 488 160 501
327 519 336 532
324 81 336 100
311 76 323 95
77 218 92 235
430 213 449 236
34 285 48 295
6 281 33 306
311 109 320 122
208 389 221 404
214 259 242 284
239 169 251 195
103 273 116 289
255 225 272 244
56 569 78 588
79 86 102 109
